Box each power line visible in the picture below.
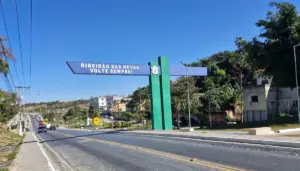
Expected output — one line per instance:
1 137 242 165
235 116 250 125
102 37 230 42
0 0 21 86
29 0 33 89
3 75 13 91
14 0 26 87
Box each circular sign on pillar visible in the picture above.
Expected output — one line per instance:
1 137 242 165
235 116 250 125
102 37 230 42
151 66 159 75
93 117 100 125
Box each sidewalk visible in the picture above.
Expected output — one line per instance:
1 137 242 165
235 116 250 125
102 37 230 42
130 130 300 142
10 132 52 171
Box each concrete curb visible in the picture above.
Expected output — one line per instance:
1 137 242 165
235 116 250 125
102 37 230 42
278 128 300 134
121 131 300 148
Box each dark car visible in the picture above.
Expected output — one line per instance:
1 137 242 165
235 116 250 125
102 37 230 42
49 125 56 130
37 126 47 133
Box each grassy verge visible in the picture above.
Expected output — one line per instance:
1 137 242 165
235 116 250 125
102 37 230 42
0 126 24 170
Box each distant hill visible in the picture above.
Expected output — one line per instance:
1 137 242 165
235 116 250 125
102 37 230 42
25 99 91 115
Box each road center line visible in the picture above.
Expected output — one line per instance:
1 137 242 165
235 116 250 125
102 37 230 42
53 131 246 171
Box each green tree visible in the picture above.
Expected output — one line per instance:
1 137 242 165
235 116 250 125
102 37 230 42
0 90 19 123
248 2 300 87
88 105 96 118
171 76 201 128
0 39 19 123
0 58 9 76
43 112 55 122
63 106 82 121
127 86 151 117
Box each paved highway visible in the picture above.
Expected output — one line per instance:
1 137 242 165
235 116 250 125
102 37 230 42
31 116 300 171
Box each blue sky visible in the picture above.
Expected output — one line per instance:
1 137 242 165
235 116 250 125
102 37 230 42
0 0 299 103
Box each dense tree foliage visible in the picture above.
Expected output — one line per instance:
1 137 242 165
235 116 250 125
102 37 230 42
0 36 19 123
63 106 87 121
127 86 151 117
0 58 9 76
248 2 300 87
129 2 300 120
0 90 19 123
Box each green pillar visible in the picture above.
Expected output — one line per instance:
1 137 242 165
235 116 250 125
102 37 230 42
149 62 163 130
158 56 173 130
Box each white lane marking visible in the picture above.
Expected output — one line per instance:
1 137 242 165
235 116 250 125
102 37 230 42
36 133 74 171
32 133 56 171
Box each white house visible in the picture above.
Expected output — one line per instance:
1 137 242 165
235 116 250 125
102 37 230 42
243 75 298 122
90 96 108 110
90 95 125 111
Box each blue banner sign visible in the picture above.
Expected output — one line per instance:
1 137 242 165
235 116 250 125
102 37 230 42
169 66 207 76
66 61 207 76
67 61 150 76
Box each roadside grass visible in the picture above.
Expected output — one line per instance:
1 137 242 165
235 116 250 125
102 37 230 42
0 125 24 170
0 168 9 171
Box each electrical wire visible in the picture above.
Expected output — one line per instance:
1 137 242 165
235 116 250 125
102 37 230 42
14 0 26 87
3 74 13 92
0 0 20 88
29 0 33 92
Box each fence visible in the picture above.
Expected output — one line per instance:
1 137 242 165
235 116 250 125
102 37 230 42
267 99 298 117
243 110 267 122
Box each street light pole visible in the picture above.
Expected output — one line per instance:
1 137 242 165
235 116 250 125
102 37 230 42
240 73 244 123
181 61 193 131
293 44 300 123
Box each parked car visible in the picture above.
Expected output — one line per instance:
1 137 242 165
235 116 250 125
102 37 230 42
37 126 47 133
49 125 56 130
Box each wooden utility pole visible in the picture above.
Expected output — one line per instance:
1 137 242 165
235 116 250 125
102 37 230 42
15 86 30 136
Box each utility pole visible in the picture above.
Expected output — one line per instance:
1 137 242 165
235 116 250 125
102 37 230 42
293 44 300 123
209 100 212 128
240 73 244 123
15 86 30 136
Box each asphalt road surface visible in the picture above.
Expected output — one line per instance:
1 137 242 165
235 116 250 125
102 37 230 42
31 117 300 171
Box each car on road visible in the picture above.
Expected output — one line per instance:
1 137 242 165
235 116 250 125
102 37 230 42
49 125 56 130
37 126 47 134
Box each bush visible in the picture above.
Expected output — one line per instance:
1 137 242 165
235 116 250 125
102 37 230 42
123 122 132 128
102 122 113 129
130 120 152 130
115 122 122 128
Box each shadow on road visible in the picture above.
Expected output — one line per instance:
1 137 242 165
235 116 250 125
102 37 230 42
31 130 125 144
